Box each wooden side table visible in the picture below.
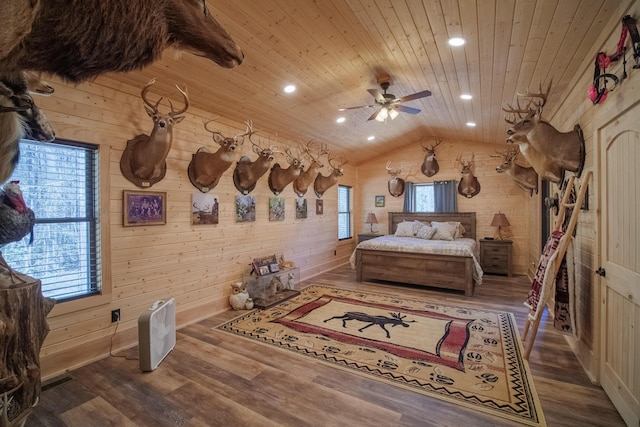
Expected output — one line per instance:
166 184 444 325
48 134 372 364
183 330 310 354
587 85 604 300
358 233 381 244
479 239 513 277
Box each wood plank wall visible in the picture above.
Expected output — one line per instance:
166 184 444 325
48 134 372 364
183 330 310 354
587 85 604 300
547 0 640 380
355 139 533 275
34 76 356 379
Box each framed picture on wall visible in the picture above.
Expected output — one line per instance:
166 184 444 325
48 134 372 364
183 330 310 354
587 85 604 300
316 199 323 215
375 195 385 207
123 190 166 226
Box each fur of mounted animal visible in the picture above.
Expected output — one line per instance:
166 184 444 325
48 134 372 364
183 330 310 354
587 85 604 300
494 147 539 196
188 120 253 193
0 0 244 83
268 146 304 196
120 78 189 188
292 141 328 197
0 72 55 184
503 81 585 177
456 154 481 198
420 137 442 177
233 129 280 195
385 161 405 197
313 153 347 198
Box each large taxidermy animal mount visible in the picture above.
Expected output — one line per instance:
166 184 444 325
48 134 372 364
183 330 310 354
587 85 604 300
0 0 244 83
233 130 280 195
503 81 585 177
293 141 329 197
494 147 539 196
314 153 347 198
189 120 253 193
385 161 405 197
420 137 442 177
268 146 304 195
120 79 189 188
0 72 55 184
456 153 481 198
506 133 564 184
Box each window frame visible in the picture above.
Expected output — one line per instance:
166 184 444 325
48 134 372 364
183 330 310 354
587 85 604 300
3 139 111 312
337 184 353 240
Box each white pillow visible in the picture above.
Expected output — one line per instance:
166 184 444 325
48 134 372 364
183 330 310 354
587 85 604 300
431 221 458 241
395 221 418 237
448 221 466 239
415 224 436 240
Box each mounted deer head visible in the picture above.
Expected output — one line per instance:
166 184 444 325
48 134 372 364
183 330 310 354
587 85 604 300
505 132 564 183
386 161 405 197
1 0 244 83
421 137 442 177
188 120 253 193
314 153 347 198
456 153 481 198
268 145 304 195
503 81 585 177
119 78 189 188
293 140 329 197
495 147 539 196
233 130 280 194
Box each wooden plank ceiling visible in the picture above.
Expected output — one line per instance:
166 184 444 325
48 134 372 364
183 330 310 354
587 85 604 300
105 0 624 164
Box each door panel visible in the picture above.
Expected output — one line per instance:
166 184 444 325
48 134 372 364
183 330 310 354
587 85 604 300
600 106 640 426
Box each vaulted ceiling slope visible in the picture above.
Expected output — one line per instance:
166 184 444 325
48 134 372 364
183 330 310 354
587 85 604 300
111 0 628 164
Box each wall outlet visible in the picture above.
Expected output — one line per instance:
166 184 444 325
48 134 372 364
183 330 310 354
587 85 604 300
111 309 121 323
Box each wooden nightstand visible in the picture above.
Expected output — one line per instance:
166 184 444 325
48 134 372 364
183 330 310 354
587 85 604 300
358 233 381 244
479 239 513 277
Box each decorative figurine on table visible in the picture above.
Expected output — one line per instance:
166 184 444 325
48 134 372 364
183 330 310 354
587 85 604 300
229 282 253 310
286 272 295 290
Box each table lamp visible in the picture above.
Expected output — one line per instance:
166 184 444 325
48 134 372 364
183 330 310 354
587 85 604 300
365 212 378 233
491 212 510 240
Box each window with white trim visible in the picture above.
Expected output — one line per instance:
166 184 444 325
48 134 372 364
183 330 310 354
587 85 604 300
3 139 101 301
337 185 352 240
414 183 435 212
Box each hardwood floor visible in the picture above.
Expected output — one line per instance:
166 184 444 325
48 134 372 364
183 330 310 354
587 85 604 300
30 265 624 426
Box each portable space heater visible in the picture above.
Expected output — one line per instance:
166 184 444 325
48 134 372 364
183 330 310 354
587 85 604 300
138 298 176 372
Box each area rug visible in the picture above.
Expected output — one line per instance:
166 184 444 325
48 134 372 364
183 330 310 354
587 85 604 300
216 285 546 426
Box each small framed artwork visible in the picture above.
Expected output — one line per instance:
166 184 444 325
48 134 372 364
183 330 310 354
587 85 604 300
375 195 385 207
192 192 219 225
296 198 307 219
269 197 285 221
269 263 280 273
123 190 166 226
236 195 256 222
316 199 323 215
259 265 270 275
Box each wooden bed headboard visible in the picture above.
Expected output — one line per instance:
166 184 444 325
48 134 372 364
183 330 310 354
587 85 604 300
388 212 477 240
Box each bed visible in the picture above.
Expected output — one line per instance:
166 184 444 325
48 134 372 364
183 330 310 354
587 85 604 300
352 212 482 296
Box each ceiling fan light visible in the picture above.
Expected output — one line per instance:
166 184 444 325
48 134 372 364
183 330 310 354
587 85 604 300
389 109 399 119
375 108 389 122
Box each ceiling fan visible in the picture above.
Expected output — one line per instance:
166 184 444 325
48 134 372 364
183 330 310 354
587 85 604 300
339 79 432 121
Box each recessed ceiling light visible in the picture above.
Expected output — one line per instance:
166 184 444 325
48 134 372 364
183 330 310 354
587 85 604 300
460 94 472 100
448 37 465 47
367 136 375 141
466 122 476 127
284 84 296 93
336 117 346 123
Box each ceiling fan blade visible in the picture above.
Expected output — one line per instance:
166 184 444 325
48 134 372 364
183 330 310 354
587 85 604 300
398 89 432 103
367 89 386 103
395 105 421 114
367 108 383 121
338 104 376 111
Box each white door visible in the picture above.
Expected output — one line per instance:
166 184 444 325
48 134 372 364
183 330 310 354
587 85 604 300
599 102 640 427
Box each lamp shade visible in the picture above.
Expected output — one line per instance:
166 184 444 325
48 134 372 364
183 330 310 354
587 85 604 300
365 213 378 224
491 212 510 227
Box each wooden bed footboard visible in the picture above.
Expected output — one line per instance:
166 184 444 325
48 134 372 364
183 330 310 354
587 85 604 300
355 212 477 296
